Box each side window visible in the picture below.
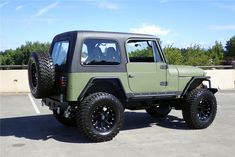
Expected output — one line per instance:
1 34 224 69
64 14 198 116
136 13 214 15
127 40 154 62
51 41 69 65
81 44 88 63
126 40 163 62
153 41 163 62
81 39 121 65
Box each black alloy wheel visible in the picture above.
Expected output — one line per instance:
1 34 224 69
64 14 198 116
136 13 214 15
77 92 124 142
197 97 213 121
30 63 38 88
182 89 217 129
91 105 116 133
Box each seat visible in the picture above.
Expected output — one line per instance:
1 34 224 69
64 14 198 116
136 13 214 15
85 47 102 64
106 47 120 63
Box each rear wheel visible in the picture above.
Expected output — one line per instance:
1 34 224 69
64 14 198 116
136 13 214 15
77 92 124 142
182 89 217 129
146 104 172 118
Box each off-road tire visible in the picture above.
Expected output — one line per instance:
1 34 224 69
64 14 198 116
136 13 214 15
146 104 172 118
28 52 55 98
53 109 77 127
77 92 124 142
182 89 217 129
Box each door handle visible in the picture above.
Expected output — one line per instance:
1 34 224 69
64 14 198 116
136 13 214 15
128 74 134 78
160 64 168 69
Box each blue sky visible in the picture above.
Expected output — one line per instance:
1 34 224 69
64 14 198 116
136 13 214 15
0 0 235 51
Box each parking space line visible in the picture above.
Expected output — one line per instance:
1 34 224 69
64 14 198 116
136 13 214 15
28 93 40 114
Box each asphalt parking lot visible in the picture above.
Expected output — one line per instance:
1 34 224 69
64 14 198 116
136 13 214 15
0 91 235 157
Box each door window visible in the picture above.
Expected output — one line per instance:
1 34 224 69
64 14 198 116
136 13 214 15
126 40 163 62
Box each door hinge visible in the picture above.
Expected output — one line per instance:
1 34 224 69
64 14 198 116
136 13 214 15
160 64 168 69
160 81 168 86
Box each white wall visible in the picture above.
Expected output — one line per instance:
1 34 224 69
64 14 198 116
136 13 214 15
0 70 30 93
205 69 235 90
0 69 234 93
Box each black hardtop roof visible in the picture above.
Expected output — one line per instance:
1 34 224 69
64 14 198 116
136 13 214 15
55 30 159 40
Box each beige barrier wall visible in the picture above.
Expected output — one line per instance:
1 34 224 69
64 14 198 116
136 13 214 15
0 70 30 93
0 69 235 93
205 69 235 90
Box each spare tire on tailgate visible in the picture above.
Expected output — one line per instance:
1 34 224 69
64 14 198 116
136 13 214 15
28 52 55 98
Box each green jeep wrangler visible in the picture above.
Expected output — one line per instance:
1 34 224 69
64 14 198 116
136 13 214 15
28 31 217 142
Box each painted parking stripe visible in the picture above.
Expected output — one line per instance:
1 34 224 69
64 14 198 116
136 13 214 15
28 93 40 114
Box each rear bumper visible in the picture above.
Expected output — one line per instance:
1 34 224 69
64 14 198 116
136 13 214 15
42 98 69 110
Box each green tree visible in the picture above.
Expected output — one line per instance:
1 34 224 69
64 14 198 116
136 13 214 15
0 49 15 65
183 45 211 66
0 41 50 65
164 46 184 65
15 41 50 65
225 36 235 57
129 46 153 57
208 41 224 65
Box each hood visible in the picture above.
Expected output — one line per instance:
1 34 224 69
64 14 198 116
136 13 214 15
175 65 205 77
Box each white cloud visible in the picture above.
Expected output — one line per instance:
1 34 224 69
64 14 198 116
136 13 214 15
214 2 235 12
84 0 119 10
198 42 206 46
0 1 9 9
31 17 56 23
161 40 175 48
33 0 59 17
129 24 170 36
15 5 24 11
97 1 119 10
159 0 169 3
209 25 235 31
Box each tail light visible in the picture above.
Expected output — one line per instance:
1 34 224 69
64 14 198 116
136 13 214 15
59 76 67 87
58 76 67 102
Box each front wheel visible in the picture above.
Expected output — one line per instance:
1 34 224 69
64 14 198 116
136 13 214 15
182 89 217 129
77 92 124 142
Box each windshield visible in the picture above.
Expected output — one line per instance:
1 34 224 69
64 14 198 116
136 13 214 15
51 41 69 66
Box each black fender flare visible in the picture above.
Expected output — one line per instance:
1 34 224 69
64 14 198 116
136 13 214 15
77 77 127 102
181 76 218 98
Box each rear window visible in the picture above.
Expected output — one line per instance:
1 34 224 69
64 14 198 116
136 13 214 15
51 41 69 66
81 39 121 65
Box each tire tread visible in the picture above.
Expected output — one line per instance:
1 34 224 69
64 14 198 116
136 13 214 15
28 52 55 98
77 92 124 142
182 89 217 129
